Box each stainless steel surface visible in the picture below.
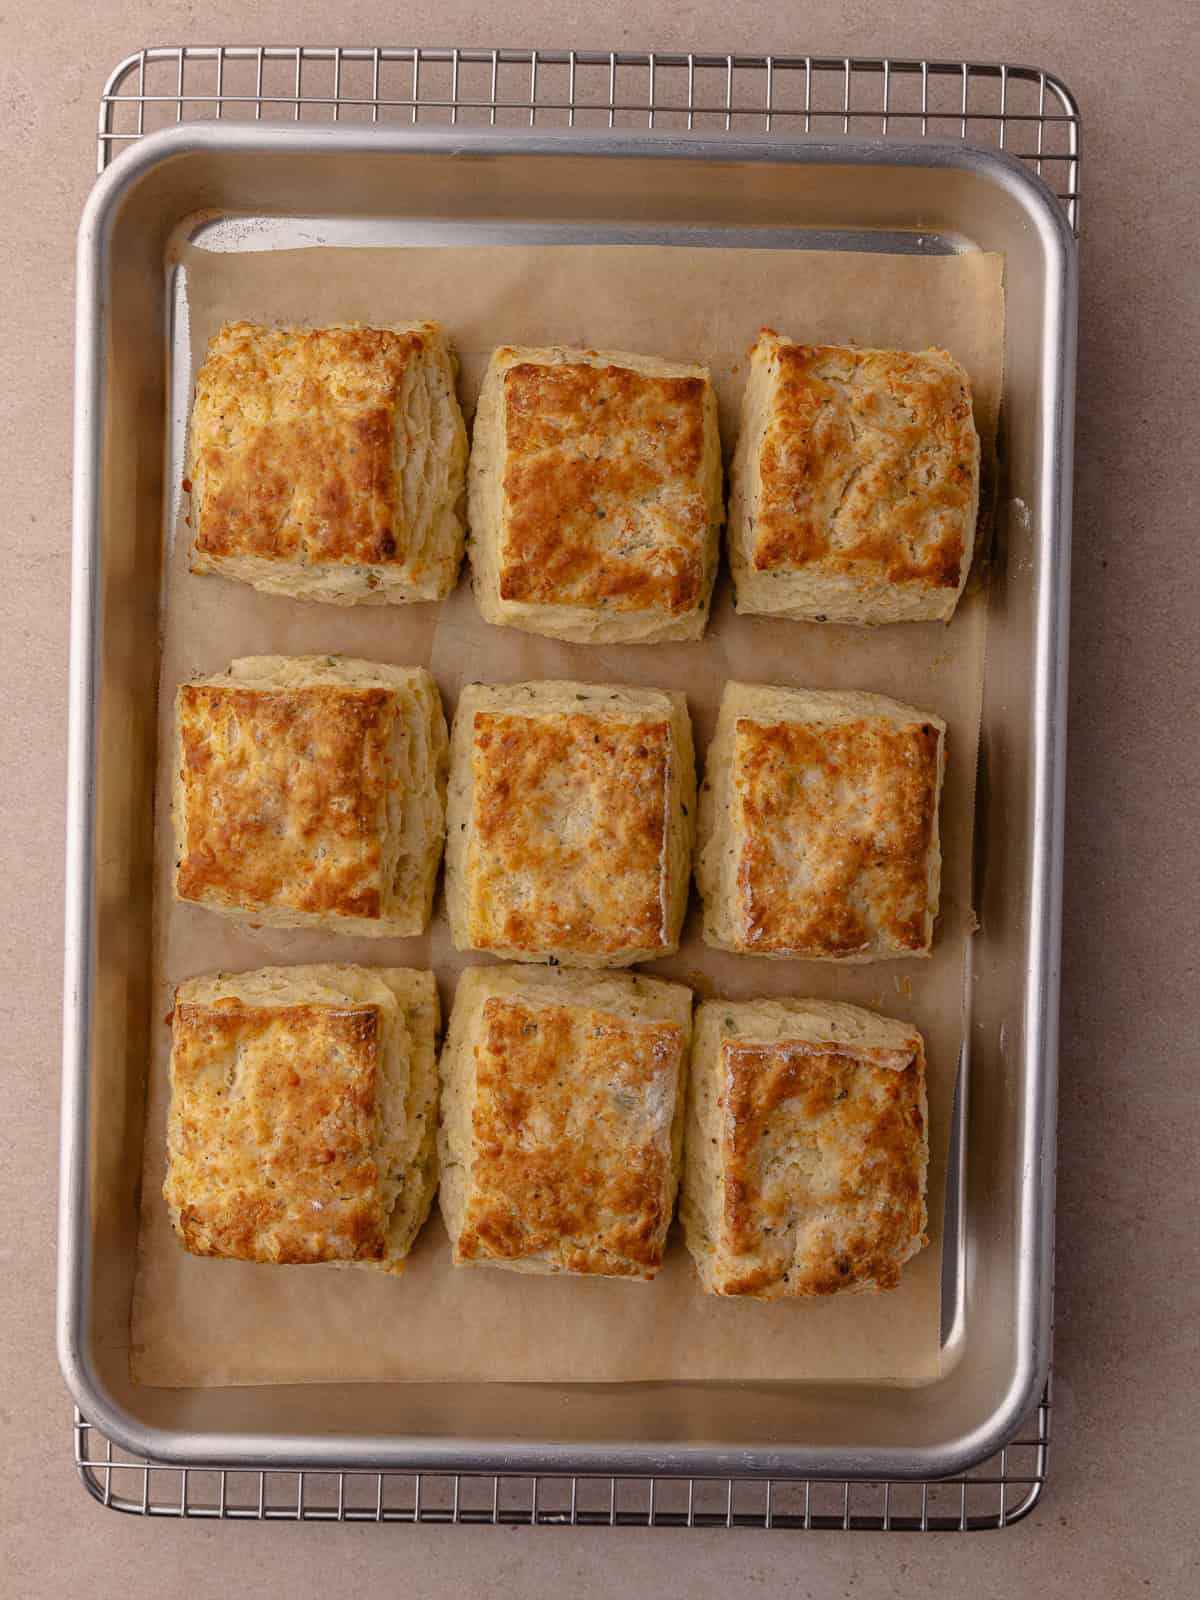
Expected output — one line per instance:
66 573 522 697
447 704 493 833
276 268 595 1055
60 46 1076 1505
73 1382 1052 1528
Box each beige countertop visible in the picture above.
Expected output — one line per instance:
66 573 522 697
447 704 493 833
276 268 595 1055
2 3 1196 1595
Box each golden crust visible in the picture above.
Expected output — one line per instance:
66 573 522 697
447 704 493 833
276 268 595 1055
188 321 467 605
716 1040 927 1295
729 333 980 624
733 715 940 956
500 358 709 614
177 683 391 921
468 710 669 952
696 683 945 961
163 965 440 1270
467 346 724 643
459 998 684 1274
438 965 693 1278
681 999 929 1298
445 681 695 966
167 999 387 1264
173 655 447 937
192 323 419 567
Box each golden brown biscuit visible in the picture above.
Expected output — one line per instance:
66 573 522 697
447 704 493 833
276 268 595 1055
467 345 724 642
173 655 447 937
696 682 945 961
438 965 693 1277
445 680 695 966
163 964 439 1271
682 998 929 1297
188 321 467 604
729 333 980 623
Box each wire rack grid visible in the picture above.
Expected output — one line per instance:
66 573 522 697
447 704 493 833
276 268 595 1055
75 42 1069 1530
96 46 1081 231
76 1381 1051 1528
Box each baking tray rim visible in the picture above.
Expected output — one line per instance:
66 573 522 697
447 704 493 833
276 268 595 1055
60 121 1075 1479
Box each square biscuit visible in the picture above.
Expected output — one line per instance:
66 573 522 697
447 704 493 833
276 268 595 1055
445 680 695 966
173 654 448 937
682 998 929 1298
438 965 693 1277
696 682 945 961
188 321 467 605
467 345 724 643
729 333 980 624
163 964 440 1271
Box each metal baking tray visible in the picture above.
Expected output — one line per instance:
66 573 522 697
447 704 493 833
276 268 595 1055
60 93 1076 1484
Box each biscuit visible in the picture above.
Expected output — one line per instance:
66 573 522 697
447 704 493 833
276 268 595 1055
438 964 693 1277
681 997 929 1297
174 654 448 937
467 345 724 643
696 682 945 961
729 333 980 624
445 680 695 966
188 321 467 604
163 964 439 1271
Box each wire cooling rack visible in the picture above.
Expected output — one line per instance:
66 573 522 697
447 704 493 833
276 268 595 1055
96 46 1081 231
75 1381 1051 1527
77 43 1070 1530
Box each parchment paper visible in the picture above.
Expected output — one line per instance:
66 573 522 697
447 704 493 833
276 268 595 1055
130 244 1003 1387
